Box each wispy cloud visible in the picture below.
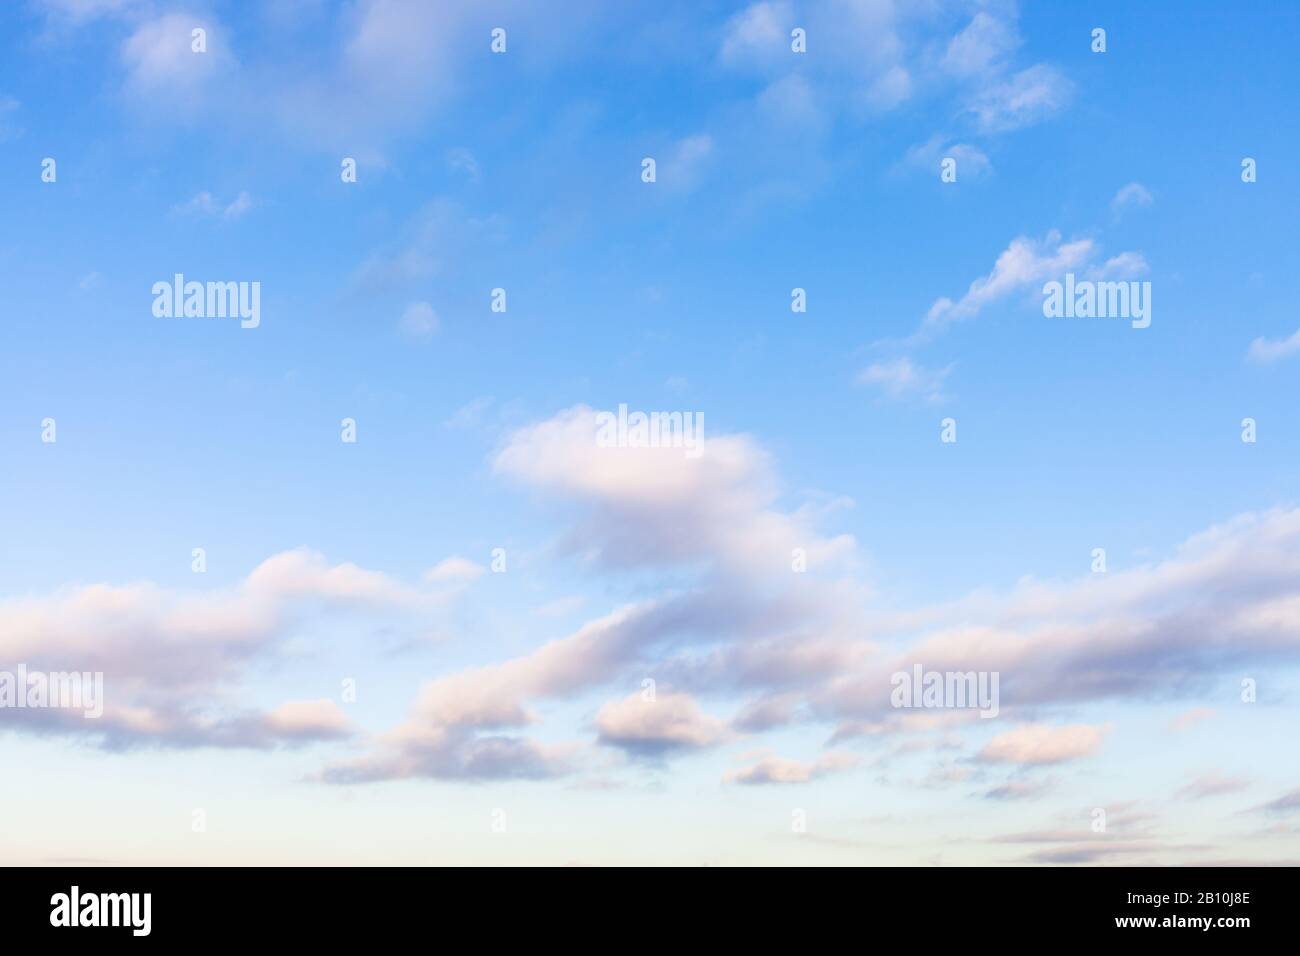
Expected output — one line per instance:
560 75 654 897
1111 182 1154 215
1176 772 1250 800
725 750 859 785
398 301 439 342
915 230 1095 339
856 357 953 403
967 64 1072 133
977 723 1110 766
1247 328 1300 364
173 190 254 221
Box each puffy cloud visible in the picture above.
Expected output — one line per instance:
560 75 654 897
732 692 802 732
261 699 352 738
120 13 234 110
0 549 465 749
719 1 940 117
862 65 911 110
398 301 439 342
321 602 672 782
47 0 607 156
324 407 864 781
977 724 1110 766
657 134 715 192
595 691 730 756
719 1 793 66
424 556 484 584
493 404 855 575
244 548 429 606
810 509 1300 739
337 405 1300 788
346 400 1300 788
757 74 824 129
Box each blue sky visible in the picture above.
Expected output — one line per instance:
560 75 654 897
1 0 1298 865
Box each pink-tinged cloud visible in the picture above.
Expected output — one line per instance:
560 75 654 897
1175 772 1250 801
0 549 466 749
977 723 1109 766
492 404 856 575
725 750 859 785
596 691 730 756
1168 707 1216 732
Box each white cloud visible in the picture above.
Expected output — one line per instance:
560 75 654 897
1248 328 1300 364
223 190 253 219
36 0 144 24
918 230 1095 338
121 13 232 109
1111 182 1154 214
173 190 254 220
757 74 824 128
443 396 493 429
398 301 439 342
941 11 1019 78
423 557 483 584
967 64 1072 132
719 1 793 66
309 417 1300 788
423 556 484 584
321 601 665 782
862 65 911 111
902 134 991 178
492 404 854 574
1088 251 1149 280
659 134 715 191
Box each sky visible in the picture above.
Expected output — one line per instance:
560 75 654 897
1 0 1298 866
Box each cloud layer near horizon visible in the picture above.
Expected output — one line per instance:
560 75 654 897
8 406 1300 788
